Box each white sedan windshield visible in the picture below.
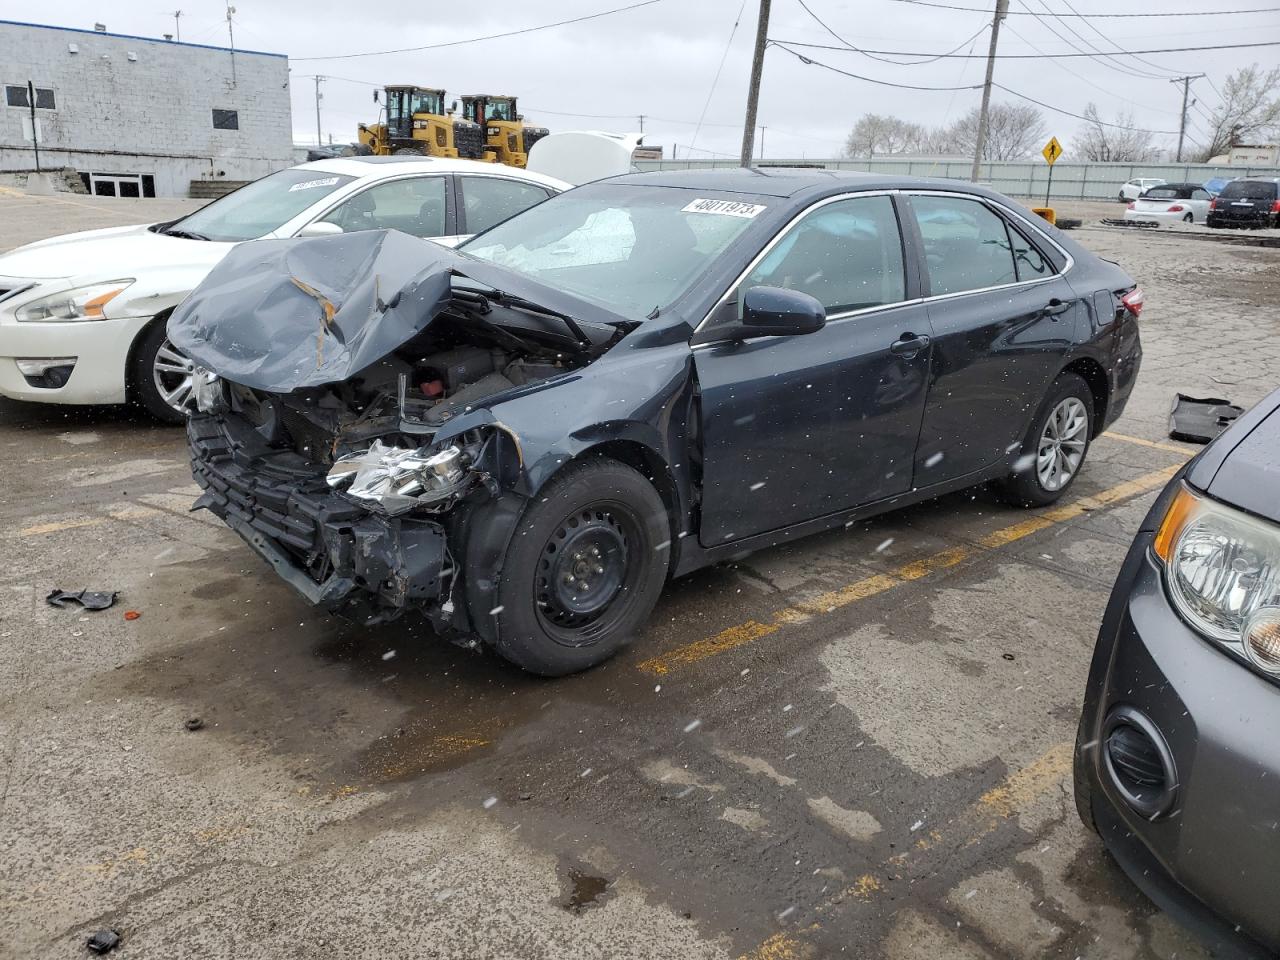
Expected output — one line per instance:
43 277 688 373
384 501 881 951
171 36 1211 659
460 185 764 319
166 168 356 242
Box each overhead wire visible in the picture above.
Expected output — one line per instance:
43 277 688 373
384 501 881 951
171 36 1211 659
1040 0 1184 78
795 0 990 65
882 0 1280 15
767 37 1280 57
1015 0 1170 80
690 0 749 152
292 0 663 61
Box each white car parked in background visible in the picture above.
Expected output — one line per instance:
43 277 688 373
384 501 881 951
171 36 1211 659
1122 181 1214 225
0 156 571 422
1117 177 1167 202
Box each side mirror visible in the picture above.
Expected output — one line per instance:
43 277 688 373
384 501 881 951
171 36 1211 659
296 221 344 239
739 286 826 338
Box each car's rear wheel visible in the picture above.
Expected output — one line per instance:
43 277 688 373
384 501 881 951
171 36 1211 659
131 318 194 424
998 372 1093 507
488 457 669 676
1182 212 1194 223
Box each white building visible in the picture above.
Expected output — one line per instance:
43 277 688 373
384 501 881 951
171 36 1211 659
0 19 293 197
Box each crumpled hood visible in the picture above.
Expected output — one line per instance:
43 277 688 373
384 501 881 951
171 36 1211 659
0 223 233 281
167 230 457 392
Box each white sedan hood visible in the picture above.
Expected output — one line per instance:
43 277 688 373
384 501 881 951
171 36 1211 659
0 223 234 281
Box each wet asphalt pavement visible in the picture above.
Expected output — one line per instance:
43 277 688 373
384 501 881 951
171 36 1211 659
2 190 1279 959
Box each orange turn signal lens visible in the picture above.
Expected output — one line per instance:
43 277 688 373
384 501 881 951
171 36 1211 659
1153 485 1200 564
83 288 125 319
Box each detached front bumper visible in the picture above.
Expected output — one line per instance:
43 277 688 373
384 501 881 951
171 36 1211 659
188 412 449 622
1079 540 1280 959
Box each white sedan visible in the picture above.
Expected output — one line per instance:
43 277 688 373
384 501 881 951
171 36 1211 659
1122 182 1214 225
0 157 570 422
1117 177 1166 202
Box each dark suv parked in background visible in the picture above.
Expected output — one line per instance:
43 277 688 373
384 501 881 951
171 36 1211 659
1206 178 1280 229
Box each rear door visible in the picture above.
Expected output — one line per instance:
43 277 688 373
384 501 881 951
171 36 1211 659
693 193 933 544
452 174 556 243
907 193 1084 484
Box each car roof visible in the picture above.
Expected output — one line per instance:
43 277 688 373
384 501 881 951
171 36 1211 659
601 166 989 199
1145 182 1200 190
295 155 569 189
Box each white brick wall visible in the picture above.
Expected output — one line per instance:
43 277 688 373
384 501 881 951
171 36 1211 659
0 19 294 195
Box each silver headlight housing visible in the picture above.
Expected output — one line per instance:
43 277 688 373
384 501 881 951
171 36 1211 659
326 440 468 515
1155 484 1280 674
15 280 134 322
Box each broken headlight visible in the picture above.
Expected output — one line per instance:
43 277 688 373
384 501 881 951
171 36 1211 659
326 440 468 515
192 367 227 413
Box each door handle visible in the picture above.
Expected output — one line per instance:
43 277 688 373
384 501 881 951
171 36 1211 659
1042 297 1073 318
890 333 931 356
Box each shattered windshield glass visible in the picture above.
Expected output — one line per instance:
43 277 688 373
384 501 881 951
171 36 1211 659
459 184 764 320
165 168 356 242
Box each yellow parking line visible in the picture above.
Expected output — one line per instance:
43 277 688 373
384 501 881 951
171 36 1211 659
15 507 158 538
637 464 1181 676
1103 431 1196 456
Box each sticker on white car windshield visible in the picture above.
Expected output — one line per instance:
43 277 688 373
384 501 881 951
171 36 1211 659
681 198 767 218
288 177 340 192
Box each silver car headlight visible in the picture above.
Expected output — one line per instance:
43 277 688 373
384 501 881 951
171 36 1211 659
326 440 467 515
192 367 227 414
15 280 134 322
1155 484 1280 674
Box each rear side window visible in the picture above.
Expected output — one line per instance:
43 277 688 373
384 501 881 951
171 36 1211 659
459 176 552 235
911 195 1016 296
743 194 906 314
1219 181 1278 200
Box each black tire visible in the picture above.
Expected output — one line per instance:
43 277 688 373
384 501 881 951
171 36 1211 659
1073 710 1098 834
1056 217 1082 230
997 372 1094 507
130 318 192 425
1182 212 1193 223
488 458 670 676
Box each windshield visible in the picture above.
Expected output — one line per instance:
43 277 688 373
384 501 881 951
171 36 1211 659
166 168 356 242
1219 180 1277 200
460 184 764 319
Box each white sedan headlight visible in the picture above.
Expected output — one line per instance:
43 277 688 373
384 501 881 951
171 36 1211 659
15 280 134 322
1155 485 1280 674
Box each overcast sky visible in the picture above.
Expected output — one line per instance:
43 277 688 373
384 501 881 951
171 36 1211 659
25 0 1280 158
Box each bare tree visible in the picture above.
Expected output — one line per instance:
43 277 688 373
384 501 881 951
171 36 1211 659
1192 64 1280 161
944 102 1045 160
843 113 927 157
1075 103 1159 161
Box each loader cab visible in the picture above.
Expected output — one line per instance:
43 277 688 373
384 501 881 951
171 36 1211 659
385 86 446 140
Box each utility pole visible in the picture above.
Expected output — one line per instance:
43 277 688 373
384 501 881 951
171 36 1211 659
740 0 771 167
27 80 40 173
314 76 325 147
173 9 182 41
1170 74 1205 163
638 114 646 134
225 2 237 86
970 0 1008 182
759 124 766 159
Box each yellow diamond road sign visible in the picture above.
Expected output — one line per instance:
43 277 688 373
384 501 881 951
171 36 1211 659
1042 136 1063 165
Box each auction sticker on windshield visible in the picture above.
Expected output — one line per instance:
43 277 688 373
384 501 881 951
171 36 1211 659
681 198 767 218
288 177 341 192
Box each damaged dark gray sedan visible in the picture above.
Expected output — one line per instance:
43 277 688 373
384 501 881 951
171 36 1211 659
172 169 1144 675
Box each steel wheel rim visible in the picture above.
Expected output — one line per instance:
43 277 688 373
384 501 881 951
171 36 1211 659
152 337 196 415
1037 397 1088 492
535 504 638 646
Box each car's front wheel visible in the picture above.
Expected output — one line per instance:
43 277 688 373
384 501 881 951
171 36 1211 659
132 318 195 424
998 372 1094 507
488 457 670 676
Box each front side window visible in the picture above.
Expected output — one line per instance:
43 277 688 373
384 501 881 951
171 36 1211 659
741 194 906 314
166 168 356 241
461 184 763 319
460 176 550 235
911 195 1016 296
321 176 447 238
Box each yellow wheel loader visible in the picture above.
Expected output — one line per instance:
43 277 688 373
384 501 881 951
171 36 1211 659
459 95 549 168
356 86 485 158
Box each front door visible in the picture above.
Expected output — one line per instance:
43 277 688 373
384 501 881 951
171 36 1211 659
693 193 932 546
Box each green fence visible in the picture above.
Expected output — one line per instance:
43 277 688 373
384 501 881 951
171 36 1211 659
633 157 1280 202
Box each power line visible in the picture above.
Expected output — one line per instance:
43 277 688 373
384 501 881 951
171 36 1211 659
292 0 662 61
992 82 1180 132
1034 0 1182 79
1017 0 1167 81
796 0 990 65
691 0 748 152
770 41 984 89
884 0 1280 15
769 37 1280 57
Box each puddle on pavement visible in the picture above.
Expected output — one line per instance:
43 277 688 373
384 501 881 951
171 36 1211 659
560 865 611 915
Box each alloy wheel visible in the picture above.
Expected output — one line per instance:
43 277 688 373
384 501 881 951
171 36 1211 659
152 337 197 415
1037 397 1088 492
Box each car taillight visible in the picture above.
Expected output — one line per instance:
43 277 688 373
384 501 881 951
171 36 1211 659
1120 287 1144 318
1168 205 1185 212
1209 198 1218 209
1273 200 1280 213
